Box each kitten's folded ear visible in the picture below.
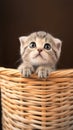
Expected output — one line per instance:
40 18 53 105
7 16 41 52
19 36 27 47
54 38 62 51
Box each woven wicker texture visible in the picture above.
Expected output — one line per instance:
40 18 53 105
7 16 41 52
0 67 73 130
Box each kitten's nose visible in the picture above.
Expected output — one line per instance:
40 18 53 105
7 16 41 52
37 49 42 53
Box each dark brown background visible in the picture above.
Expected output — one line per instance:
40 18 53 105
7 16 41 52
0 0 73 129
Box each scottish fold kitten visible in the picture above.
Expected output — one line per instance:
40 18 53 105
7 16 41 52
18 31 62 78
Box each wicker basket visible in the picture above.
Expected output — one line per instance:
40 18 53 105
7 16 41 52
0 67 73 130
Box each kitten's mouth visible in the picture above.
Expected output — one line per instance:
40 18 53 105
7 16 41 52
33 53 44 59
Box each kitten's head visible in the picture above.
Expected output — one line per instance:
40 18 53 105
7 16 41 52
19 31 62 66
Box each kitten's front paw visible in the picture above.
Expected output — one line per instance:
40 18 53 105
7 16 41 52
36 66 53 78
18 65 34 77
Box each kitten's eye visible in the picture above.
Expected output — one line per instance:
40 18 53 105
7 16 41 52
29 42 36 48
44 43 51 50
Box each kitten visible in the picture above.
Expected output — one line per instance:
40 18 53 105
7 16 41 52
18 31 62 78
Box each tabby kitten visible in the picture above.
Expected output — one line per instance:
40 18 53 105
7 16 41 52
18 31 62 78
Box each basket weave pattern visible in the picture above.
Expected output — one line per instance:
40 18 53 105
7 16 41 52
0 67 73 130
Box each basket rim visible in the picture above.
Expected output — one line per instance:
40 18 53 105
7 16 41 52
0 67 73 79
